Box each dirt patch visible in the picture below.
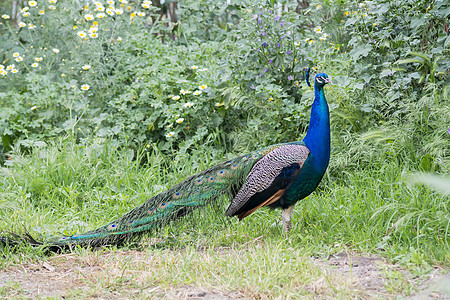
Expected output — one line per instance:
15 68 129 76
0 250 448 299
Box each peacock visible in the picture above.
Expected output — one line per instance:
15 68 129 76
1 72 331 251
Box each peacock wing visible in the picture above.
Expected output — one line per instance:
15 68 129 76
225 144 310 219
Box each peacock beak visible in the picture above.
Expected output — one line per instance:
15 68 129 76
324 77 332 84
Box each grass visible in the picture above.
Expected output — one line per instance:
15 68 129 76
0 134 449 297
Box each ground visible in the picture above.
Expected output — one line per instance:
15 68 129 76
0 249 449 299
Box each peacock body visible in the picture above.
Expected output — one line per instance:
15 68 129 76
1 73 331 250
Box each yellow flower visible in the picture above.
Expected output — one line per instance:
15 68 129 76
28 1 37 7
193 90 202 95
19 22 26 27
316 4 322 9
35 57 43 62
176 118 184 124
93 21 98 25
49 5 56 10
373 23 377 26
308 39 314 45
31 106 38 110
73 25 78 29
344 11 349 16
61 74 66 77
172 95 180 100
126 6 132 12
13 52 20 57
130 12 136 19
362 14 367 17
199 84 207 90
191 65 198 70
85 5 89 10
77 31 87 38
353 11 357 14
39 10 45 15
2 14 10 19
81 84 90 90
31 62 39 67
268 97 273 101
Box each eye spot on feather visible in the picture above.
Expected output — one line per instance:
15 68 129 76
230 163 239 170
61 237 68 240
252 154 259 159
173 191 182 199
158 202 167 209
128 220 134 225
217 170 226 177
108 224 117 230
147 207 156 214
194 178 204 185
208 176 215 182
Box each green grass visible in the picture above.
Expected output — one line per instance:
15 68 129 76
0 136 449 297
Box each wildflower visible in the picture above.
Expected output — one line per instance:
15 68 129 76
314 27 322 34
13 52 20 57
31 106 38 110
353 11 357 14
172 95 180 100
286 49 291 55
183 102 194 108
137 11 145 16
0 70 7 76
85 14 94 21
49 0 57 2
288 75 294 80
35 57 43 62
0 65 4 70
316 4 322 9
106 8 114 15
176 118 184 124
126 6 132 12
117 36 122 42
52 48 60 53
215 102 224 107
6 64 15 70
90 32 98 38
344 11 349 16
31 62 39 67
193 90 202 95
199 84 207 90
97 5 105 11
108 0 114 4
141 3 150 8
89 26 98 33
93 21 98 26
49 5 56 10
180 89 190 95
96 13 106 18
19 22 26 27
166 131 175 138
308 39 314 45
23 12 30 17
115 9 123 15
130 12 136 18
81 84 90 90
21 7 29 13
77 31 87 38
294 81 300 87
28 24 37 29
82 64 91 70
11 69 19 74
2 14 10 19
199 68 208 72
85 5 89 10
61 74 65 77
39 10 45 15
28 1 37 7
191 65 198 70
268 97 273 101
73 25 78 29
373 23 377 26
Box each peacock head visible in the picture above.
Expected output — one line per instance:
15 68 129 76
314 73 332 88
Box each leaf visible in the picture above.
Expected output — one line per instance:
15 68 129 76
349 45 373 61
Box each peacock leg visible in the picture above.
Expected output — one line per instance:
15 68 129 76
281 205 295 233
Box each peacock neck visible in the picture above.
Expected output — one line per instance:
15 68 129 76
302 84 331 173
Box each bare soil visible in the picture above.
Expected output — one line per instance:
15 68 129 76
0 250 448 299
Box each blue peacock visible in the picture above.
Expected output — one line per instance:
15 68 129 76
1 72 331 250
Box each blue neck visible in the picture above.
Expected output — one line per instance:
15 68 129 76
302 83 330 173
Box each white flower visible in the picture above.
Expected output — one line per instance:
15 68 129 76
35 57 43 62
90 32 98 38
13 52 20 57
198 84 207 90
193 90 202 95
2 14 10 19
77 31 87 38
20 7 29 13
175 118 184 124
6 64 15 70
49 0 57 3
18 22 26 27
49 5 56 10
15 57 24 62
28 24 36 29
137 11 145 16
81 84 90 90
117 36 122 42
183 102 194 108
31 106 38 110
115 9 123 15
191 65 198 70
52 48 60 53
28 1 37 7
166 131 175 138
82 64 91 70
314 27 322 34
96 12 106 18
11 69 19 74
31 62 39 67
85 14 94 21
172 95 180 100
